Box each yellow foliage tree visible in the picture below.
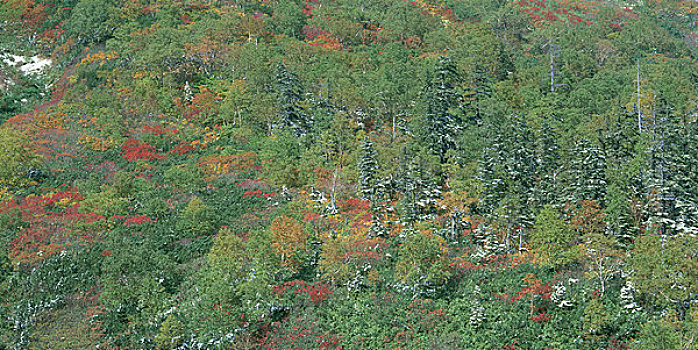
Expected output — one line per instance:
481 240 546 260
0 127 41 183
270 215 308 271
318 226 387 286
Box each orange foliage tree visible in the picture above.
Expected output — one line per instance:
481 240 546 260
198 151 259 179
270 215 309 271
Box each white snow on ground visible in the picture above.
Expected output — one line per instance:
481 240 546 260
2 54 26 66
0 74 12 91
1 52 52 93
2 53 52 76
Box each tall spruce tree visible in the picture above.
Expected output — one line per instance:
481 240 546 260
506 114 536 215
274 62 311 136
477 115 535 251
397 153 441 224
477 132 508 218
420 56 461 163
645 98 698 235
465 63 493 126
531 120 562 212
358 137 389 236
505 115 536 250
358 137 380 202
603 111 640 244
567 138 607 206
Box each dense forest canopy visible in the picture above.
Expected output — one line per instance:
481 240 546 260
1 0 698 348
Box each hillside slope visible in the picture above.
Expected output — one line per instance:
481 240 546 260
1 0 698 348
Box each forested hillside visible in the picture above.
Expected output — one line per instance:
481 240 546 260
1 0 698 348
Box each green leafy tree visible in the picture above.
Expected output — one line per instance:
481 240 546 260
176 197 217 237
0 128 40 183
367 43 418 139
155 314 184 350
163 162 206 192
634 319 682 350
630 234 698 320
79 185 130 224
582 298 609 340
581 231 623 297
395 230 451 293
129 26 187 85
185 228 270 336
100 240 179 344
259 130 306 187
69 0 121 44
270 0 306 38
530 206 574 266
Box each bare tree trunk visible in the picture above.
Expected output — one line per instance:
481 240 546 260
550 49 555 93
637 60 642 132
505 222 512 252
327 167 341 214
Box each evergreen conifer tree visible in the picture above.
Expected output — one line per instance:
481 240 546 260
645 99 698 235
358 137 380 202
464 63 493 125
567 138 606 206
531 120 562 211
506 114 536 225
477 115 535 251
477 133 508 218
274 62 311 136
472 222 505 258
603 111 641 244
420 56 461 163
357 136 389 236
504 115 536 249
397 153 440 224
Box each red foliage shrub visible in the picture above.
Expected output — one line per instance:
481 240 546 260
242 190 278 198
516 0 597 27
168 144 194 155
121 138 167 162
530 313 551 323
123 215 156 227
0 188 111 264
256 316 342 350
274 280 333 304
142 124 178 137
504 341 522 350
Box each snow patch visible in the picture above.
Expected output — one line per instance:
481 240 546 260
2 53 52 76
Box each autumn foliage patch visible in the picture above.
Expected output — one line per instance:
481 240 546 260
121 138 167 162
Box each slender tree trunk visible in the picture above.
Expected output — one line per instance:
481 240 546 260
550 48 555 93
505 222 512 252
637 60 642 132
